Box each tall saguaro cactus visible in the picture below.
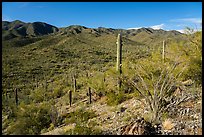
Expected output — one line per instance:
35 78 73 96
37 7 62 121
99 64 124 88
116 34 123 91
116 34 122 74
162 40 165 62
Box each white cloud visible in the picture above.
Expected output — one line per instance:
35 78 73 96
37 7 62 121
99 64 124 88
176 29 185 33
127 27 141 30
170 18 202 24
127 24 165 30
150 24 164 30
177 27 202 34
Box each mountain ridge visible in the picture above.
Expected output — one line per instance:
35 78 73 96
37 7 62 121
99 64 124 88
2 20 183 40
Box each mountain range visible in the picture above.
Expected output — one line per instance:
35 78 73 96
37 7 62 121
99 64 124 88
2 20 183 41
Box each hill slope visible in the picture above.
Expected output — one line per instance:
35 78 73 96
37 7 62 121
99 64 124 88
2 20 201 135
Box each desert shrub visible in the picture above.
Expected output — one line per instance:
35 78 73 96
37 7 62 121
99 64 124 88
87 71 106 94
52 86 64 99
64 108 97 124
106 91 127 106
168 29 202 85
63 108 101 135
65 124 102 135
184 56 202 85
30 88 46 103
6 102 52 135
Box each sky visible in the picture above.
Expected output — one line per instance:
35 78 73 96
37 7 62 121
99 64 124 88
2 2 202 33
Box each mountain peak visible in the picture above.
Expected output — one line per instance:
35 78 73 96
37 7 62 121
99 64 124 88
2 20 59 40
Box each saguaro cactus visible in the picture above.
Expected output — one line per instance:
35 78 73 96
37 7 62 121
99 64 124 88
116 34 122 90
14 88 18 106
116 33 122 74
88 87 92 104
73 74 77 92
69 90 72 107
162 40 165 62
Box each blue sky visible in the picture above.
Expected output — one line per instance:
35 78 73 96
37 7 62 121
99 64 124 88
2 2 202 33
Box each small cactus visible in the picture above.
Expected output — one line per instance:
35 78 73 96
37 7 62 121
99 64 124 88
73 74 77 92
88 87 92 104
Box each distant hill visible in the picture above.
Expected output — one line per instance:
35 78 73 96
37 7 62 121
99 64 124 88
2 20 59 40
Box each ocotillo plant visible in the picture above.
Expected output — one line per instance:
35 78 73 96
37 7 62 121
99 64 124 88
162 40 166 62
69 90 72 107
116 33 122 90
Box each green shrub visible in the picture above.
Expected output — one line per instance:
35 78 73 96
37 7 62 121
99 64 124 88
6 102 52 135
64 108 97 124
106 91 127 106
65 124 102 135
63 108 101 135
184 56 202 85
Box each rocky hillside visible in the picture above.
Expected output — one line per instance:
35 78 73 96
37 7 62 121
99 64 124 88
2 20 201 135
